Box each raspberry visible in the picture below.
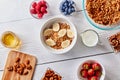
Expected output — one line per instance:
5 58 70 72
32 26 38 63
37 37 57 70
41 7 46 13
35 5 41 11
36 9 40 14
38 13 43 18
32 2 37 8
30 9 37 14
38 1 43 7
44 10 47 14
41 0 46 5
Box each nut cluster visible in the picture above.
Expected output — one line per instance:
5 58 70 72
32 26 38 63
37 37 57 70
86 0 120 25
109 32 120 53
42 69 62 80
7 57 32 75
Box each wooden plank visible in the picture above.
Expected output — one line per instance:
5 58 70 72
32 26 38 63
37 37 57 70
2 50 37 80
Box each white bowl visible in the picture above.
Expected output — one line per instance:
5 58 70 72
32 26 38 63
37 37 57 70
77 60 105 80
40 16 77 54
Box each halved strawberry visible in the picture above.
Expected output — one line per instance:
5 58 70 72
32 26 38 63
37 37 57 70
82 63 91 70
88 69 95 76
92 63 101 71
95 70 102 77
80 69 88 78
89 76 98 80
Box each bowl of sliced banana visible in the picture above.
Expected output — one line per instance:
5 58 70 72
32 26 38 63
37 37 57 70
40 16 77 54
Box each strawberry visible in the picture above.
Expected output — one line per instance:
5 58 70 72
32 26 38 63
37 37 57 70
95 70 102 77
82 63 91 70
32 2 37 8
80 69 88 78
92 63 101 71
88 69 95 76
89 76 98 80
30 9 37 14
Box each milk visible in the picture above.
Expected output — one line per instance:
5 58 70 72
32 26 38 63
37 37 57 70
81 30 99 47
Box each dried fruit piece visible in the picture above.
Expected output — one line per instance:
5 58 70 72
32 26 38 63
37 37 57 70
26 65 32 70
23 70 29 75
61 40 70 48
15 57 20 63
7 66 13 71
45 39 56 46
67 29 74 38
58 29 66 37
52 23 60 31
25 60 30 65
44 29 53 36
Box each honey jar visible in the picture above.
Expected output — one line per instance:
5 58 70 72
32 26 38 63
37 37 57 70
1 31 21 49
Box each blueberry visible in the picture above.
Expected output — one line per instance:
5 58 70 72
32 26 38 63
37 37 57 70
71 7 75 12
65 7 68 12
70 1 75 5
64 2 68 6
68 3 72 7
62 6 66 10
68 8 72 14
64 12 68 15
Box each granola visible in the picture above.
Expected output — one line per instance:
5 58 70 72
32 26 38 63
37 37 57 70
86 0 120 25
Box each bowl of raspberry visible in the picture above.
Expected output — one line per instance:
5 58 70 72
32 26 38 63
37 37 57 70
30 0 48 19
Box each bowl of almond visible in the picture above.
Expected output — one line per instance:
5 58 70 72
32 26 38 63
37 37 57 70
40 16 77 54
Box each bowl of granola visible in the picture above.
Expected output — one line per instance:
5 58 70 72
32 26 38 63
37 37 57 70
82 0 120 30
40 16 77 54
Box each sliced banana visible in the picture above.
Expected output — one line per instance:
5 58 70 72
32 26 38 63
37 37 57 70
58 29 66 37
61 40 70 48
45 38 56 46
53 23 60 31
67 29 74 38
44 29 53 36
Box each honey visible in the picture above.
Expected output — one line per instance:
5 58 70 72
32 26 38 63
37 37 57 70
1 31 21 49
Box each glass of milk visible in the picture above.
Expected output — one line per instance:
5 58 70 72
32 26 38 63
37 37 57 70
80 29 100 47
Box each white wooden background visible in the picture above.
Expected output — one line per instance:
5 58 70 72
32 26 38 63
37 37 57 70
0 0 120 80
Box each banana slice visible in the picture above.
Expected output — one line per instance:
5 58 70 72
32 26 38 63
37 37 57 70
44 29 53 36
58 29 66 37
53 23 60 31
61 40 70 48
67 29 74 38
45 38 56 46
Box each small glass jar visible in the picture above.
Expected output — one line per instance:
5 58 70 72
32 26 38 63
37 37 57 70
1 31 22 49
80 29 101 47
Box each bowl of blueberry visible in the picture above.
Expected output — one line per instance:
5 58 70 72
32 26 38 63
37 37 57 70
59 0 76 16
